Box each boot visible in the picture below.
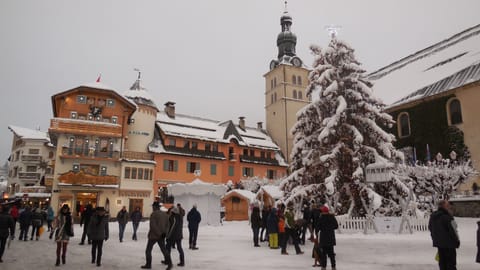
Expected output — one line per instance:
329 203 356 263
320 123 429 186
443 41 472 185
55 257 60 266
62 256 66 264
140 265 151 269
177 262 185 267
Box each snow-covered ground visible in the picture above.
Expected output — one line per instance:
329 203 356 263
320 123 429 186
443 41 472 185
2 218 479 269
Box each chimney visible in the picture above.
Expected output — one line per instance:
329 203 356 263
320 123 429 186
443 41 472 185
164 101 176 119
257 122 263 130
238 116 246 130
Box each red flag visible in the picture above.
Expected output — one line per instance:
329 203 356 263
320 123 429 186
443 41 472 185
96 74 101 82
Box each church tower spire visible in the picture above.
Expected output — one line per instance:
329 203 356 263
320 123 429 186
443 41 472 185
270 1 302 70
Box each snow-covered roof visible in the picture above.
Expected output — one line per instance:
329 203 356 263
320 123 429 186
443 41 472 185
123 79 158 111
80 82 116 91
153 111 282 151
258 185 283 200
369 24 480 107
223 189 257 203
168 178 227 197
8 125 50 141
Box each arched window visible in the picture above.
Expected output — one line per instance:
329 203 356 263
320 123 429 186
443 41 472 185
448 98 463 125
298 91 303 100
274 77 277 87
398 112 411 138
274 92 277 102
293 90 297 99
297 76 302 85
271 94 274 104
292 75 296 85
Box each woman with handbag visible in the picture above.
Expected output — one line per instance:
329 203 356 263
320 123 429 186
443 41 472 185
53 204 74 266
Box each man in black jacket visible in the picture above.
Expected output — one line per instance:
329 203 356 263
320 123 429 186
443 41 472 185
79 204 94 245
166 207 185 267
318 206 338 270
428 200 460 270
187 204 201 250
0 204 15 263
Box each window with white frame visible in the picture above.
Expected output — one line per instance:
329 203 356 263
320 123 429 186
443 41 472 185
398 112 411 138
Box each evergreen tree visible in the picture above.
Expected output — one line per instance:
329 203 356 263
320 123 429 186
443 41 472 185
281 37 403 216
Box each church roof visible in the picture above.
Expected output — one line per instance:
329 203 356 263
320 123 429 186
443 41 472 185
369 24 480 107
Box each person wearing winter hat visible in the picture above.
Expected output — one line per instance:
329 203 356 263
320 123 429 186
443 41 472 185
317 205 338 270
53 204 74 266
141 202 172 269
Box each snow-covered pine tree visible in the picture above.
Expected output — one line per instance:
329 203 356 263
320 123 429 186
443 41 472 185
281 37 404 216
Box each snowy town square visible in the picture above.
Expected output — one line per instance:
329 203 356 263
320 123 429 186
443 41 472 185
0 218 477 270
1 1 480 270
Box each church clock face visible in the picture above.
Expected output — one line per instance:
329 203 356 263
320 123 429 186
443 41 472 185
291 57 302 67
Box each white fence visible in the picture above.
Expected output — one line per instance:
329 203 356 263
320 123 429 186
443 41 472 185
337 216 429 233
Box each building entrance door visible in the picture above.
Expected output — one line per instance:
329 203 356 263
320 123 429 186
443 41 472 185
129 199 143 214
75 192 98 218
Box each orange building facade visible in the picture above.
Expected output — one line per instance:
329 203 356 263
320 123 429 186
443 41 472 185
150 103 288 196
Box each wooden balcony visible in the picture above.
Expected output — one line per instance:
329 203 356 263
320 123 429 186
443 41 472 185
49 118 123 137
58 171 119 186
60 147 120 160
18 173 40 180
21 155 42 162
122 151 154 161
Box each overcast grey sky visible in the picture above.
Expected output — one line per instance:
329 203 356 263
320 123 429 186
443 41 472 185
1 0 479 162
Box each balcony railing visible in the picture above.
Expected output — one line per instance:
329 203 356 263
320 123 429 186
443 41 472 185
49 118 123 137
58 171 120 186
122 151 154 161
239 155 280 166
18 173 41 180
21 155 42 162
61 147 120 159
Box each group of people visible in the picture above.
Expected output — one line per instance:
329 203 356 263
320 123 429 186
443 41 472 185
250 201 339 270
141 202 201 270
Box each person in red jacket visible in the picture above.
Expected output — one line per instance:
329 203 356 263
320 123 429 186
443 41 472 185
9 205 19 240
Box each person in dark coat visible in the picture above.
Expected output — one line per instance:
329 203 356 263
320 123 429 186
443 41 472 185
18 206 32 241
130 207 143 241
260 205 270 242
300 202 312 244
311 203 321 236
250 205 262 247
116 206 129 242
0 204 15 263
30 206 44 241
428 200 460 270
187 204 201 250
266 207 279 249
166 207 185 267
141 202 172 270
317 206 339 270
79 204 94 245
177 204 185 218
476 221 480 264
87 207 109 267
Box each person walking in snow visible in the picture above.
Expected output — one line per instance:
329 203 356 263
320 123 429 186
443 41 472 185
428 200 460 270
250 205 262 247
187 204 201 250
87 206 109 267
266 207 279 249
9 204 19 239
53 204 74 266
260 205 270 242
116 206 129 242
0 204 15 263
46 203 55 233
130 207 143 241
141 202 172 270
18 205 32 241
283 202 303 255
317 205 338 270
79 204 94 245
166 207 185 267
30 205 44 241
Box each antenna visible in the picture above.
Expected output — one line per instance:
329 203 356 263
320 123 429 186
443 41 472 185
324 25 342 39
134 68 141 80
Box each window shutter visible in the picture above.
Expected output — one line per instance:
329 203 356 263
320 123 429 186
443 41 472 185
163 160 169 171
197 162 201 170
187 162 191 173
174 161 178 172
